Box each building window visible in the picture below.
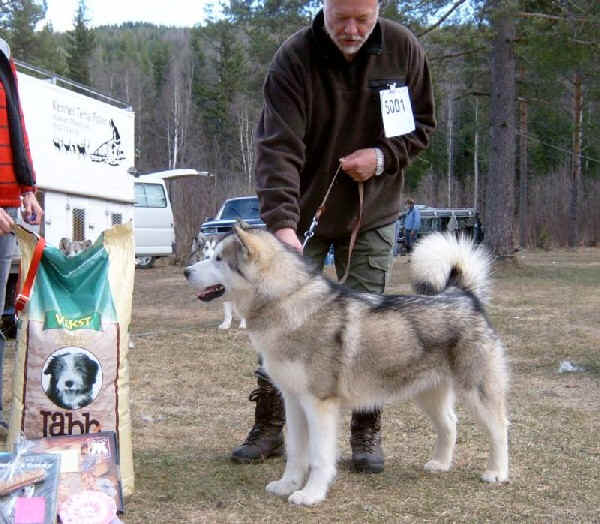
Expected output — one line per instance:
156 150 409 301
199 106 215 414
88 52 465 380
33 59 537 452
72 208 85 241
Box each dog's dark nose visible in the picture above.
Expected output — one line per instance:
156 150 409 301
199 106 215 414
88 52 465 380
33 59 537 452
65 380 73 388
184 267 191 279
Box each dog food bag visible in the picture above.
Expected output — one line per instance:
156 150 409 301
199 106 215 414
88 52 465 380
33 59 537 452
7 223 135 497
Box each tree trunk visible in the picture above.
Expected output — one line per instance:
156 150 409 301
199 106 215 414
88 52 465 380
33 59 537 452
568 71 583 248
485 1 516 257
473 97 479 211
519 95 528 248
447 97 454 207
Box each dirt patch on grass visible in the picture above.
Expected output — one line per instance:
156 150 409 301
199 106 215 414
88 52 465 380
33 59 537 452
2 247 599 522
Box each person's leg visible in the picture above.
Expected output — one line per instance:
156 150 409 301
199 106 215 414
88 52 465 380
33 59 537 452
231 236 331 464
405 229 413 254
231 361 286 463
333 223 395 294
333 223 396 473
0 210 17 432
302 235 331 271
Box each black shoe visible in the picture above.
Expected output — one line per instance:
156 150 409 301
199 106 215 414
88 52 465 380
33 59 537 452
350 409 384 473
231 375 285 463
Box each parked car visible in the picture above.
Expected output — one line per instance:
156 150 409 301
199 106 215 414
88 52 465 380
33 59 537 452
200 196 266 236
395 205 483 255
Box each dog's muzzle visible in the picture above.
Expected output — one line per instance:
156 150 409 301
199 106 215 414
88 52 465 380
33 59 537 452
184 267 226 302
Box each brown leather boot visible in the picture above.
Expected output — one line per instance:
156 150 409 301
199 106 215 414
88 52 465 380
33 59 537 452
231 371 285 463
350 409 384 473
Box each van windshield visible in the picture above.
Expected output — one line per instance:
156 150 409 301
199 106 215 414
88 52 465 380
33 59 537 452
219 198 260 220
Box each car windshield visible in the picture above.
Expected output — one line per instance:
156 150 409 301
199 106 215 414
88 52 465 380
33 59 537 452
218 198 260 220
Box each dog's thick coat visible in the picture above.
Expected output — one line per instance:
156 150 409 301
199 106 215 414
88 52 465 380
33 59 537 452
185 227 509 506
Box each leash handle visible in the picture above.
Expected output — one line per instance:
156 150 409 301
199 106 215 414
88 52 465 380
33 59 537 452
339 182 364 284
15 233 45 313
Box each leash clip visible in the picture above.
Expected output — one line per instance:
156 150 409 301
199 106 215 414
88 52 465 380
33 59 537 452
302 217 318 249
301 165 342 249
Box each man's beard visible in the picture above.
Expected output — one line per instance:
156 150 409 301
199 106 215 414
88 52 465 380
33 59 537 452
324 15 377 59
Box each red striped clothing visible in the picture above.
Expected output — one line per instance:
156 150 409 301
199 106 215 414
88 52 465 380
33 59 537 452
0 59 35 208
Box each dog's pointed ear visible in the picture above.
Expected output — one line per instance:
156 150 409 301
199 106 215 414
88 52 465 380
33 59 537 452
83 239 92 249
233 221 258 259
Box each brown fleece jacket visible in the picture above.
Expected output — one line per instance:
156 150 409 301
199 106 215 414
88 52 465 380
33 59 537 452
255 10 436 239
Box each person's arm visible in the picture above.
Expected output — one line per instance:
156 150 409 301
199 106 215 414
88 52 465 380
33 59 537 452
274 227 303 253
11 57 42 225
339 148 378 182
0 208 14 234
255 60 307 236
21 191 42 225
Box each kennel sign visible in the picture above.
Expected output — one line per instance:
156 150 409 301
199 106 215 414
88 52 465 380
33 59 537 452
16 72 135 203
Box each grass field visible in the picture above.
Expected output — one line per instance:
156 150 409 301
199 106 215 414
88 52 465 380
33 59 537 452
3 247 600 522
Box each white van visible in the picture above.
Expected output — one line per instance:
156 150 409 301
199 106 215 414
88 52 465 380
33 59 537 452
133 172 175 268
132 169 203 268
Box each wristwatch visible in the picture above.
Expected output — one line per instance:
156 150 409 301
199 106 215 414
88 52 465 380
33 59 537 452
374 148 384 176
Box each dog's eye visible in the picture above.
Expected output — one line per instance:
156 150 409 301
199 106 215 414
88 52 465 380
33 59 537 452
215 255 222 262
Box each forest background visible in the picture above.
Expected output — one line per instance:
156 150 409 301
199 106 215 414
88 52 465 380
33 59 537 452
0 0 599 260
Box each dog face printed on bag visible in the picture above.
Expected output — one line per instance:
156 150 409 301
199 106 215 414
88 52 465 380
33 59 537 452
42 348 102 410
59 237 92 256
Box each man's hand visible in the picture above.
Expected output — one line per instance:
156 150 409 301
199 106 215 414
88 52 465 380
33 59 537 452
21 192 43 225
339 148 377 182
0 208 14 235
274 227 303 254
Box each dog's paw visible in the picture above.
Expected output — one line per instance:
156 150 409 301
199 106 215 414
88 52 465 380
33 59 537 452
288 489 325 506
481 470 508 483
424 460 451 472
218 322 231 330
266 479 302 497
239 319 247 329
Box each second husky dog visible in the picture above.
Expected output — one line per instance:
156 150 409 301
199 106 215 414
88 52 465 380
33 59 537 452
184 225 509 506
189 233 246 329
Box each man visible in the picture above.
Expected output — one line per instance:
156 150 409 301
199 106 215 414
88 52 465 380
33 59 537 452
403 198 420 253
0 38 43 431
232 0 436 473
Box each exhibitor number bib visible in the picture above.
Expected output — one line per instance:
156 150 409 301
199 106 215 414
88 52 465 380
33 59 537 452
379 85 415 138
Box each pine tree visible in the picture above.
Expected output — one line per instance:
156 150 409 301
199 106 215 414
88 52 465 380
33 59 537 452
0 0 46 61
66 0 95 84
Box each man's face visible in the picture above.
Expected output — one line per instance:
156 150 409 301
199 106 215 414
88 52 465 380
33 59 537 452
324 0 379 61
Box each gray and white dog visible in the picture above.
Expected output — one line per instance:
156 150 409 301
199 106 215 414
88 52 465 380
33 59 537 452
185 225 509 506
189 233 246 329
59 238 92 256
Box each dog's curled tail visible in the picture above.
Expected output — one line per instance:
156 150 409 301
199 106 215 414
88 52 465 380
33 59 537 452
410 233 492 305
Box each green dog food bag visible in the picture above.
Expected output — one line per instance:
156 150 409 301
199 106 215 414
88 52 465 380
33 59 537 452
8 223 135 497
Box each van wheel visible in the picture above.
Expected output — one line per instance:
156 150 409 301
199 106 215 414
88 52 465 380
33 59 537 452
135 256 155 269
